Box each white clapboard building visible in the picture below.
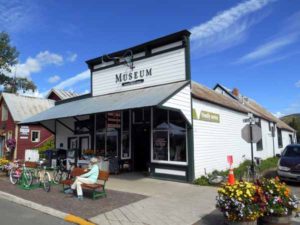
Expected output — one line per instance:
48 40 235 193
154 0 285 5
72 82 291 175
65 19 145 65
21 30 296 182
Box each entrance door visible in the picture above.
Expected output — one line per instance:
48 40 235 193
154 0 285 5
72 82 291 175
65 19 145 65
79 136 89 158
132 124 150 172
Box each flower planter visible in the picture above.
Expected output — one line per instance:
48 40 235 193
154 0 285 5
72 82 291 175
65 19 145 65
258 215 292 225
225 219 257 225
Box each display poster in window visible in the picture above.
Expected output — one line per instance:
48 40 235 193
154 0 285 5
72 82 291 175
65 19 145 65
107 112 121 128
75 119 91 134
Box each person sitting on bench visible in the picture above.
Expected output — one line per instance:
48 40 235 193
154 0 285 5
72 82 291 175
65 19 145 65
65 157 99 200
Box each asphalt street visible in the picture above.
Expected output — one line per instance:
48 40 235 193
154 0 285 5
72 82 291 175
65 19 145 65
0 198 72 225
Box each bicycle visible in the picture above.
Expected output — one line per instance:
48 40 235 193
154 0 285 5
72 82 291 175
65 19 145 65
53 159 76 184
32 160 51 192
53 158 68 185
242 156 262 182
9 161 33 188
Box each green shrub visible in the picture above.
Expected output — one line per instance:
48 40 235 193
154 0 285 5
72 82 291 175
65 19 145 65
193 176 210 186
194 157 279 186
36 139 54 159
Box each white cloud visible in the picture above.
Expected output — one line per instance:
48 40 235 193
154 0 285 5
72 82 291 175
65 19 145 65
190 0 274 56
0 0 37 33
48 75 61 84
17 89 44 98
237 34 299 63
54 70 90 90
236 11 300 64
11 51 63 78
295 81 300 88
67 52 78 62
273 112 285 118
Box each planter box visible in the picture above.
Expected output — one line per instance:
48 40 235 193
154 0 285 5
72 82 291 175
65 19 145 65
258 215 292 225
225 220 257 225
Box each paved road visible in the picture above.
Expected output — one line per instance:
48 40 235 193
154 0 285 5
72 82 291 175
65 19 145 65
0 198 72 225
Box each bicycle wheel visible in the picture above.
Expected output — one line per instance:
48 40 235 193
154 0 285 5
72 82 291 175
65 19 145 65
9 168 19 185
53 170 62 184
242 170 251 182
42 172 51 192
22 170 33 188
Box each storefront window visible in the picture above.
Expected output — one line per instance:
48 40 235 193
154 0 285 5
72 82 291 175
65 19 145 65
152 109 187 163
153 108 168 129
153 130 168 160
95 112 120 157
170 130 186 162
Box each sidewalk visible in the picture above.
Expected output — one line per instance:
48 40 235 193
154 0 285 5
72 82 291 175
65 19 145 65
2 173 298 225
90 174 218 225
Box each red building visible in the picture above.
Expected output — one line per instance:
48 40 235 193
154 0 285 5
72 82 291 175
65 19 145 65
0 89 79 160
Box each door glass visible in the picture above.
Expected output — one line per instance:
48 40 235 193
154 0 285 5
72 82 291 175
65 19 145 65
95 132 105 156
106 130 118 157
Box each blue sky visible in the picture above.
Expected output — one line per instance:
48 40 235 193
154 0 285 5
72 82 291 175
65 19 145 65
1 0 300 117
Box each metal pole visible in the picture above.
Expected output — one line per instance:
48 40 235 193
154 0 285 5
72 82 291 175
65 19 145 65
250 123 254 179
272 127 275 157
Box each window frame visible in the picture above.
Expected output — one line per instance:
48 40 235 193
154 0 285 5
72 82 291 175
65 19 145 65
277 127 283 148
1 104 8 122
255 118 263 151
31 130 40 143
151 108 188 165
121 110 131 160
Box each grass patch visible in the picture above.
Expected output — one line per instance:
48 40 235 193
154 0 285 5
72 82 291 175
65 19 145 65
194 157 279 186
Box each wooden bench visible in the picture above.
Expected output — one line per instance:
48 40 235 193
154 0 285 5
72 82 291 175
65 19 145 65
82 171 109 199
61 168 109 200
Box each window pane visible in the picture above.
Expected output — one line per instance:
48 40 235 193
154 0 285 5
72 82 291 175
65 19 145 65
122 132 130 158
95 132 105 156
144 108 151 122
153 108 168 129
169 111 185 130
107 131 118 157
96 113 106 131
133 109 143 124
170 130 186 162
107 112 121 129
153 130 168 160
123 111 129 131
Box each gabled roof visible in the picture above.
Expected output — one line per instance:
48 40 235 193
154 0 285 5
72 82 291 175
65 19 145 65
191 81 249 114
212 83 295 132
1 93 55 122
46 89 80 100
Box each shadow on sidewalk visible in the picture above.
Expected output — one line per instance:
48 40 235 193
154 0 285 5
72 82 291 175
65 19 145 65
193 209 224 225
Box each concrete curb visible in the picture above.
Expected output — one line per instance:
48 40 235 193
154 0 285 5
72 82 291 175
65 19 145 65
0 190 96 225
0 190 68 219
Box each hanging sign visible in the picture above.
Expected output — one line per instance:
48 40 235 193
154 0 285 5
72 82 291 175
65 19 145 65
199 111 220 123
20 126 30 136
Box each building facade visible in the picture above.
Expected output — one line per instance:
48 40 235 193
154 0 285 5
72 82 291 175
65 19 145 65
0 93 55 159
22 30 296 182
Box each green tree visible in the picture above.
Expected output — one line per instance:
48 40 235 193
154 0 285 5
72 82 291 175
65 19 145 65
0 32 36 93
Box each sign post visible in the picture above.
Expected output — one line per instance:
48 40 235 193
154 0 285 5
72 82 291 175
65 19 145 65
241 113 261 179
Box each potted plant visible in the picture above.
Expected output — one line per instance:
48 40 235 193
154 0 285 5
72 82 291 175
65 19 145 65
5 138 16 160
216 181 266 225
258 177 298 225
